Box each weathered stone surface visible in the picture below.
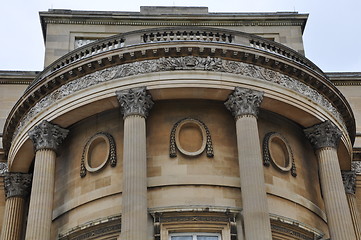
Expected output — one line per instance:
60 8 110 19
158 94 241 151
342 171 356 195
28 120 69 151
115 87 154 119
4 173 32 199
304 120 342 150
224 87 263 118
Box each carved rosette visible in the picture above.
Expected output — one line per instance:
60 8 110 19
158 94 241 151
341 171 356 195
303 120 342 150
28 120 69 152
224 87 264 119
115 87 154 119
4 172 32 199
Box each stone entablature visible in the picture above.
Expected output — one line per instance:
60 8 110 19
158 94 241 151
2 27 355 161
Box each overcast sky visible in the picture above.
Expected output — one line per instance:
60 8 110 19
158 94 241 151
1 0 360 72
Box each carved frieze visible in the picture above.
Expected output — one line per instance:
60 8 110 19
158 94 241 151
28 120 69 152
4 172 32 199
224 87 263 118
263 132 296 177
341 171 356 195
14 56 344 140
115 87 154 118
169 118 214 158
80 132 117 178
303 120 342 150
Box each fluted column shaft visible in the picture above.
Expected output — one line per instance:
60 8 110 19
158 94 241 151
25 150 56 240
116 87 153 240
25 120 68 240
347 194 361 239
342 170 361 240
236 116 272 240
225 87 272 240
0 173 32 240
122 115 147 239
1 197 25 240
316 148 355 239
305 121 356 240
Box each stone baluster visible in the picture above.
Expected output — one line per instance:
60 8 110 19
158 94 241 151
342 171 361 240
304 121 356 240
116 87 153 240
25 120 68 240
225 87 272 240
0 173 32 240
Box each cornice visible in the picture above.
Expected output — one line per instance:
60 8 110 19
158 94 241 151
327 72 361 86
2 28 355 155
39 9 308 40
0 71 39 85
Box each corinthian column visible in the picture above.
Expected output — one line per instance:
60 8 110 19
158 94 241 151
342 171 361 240
0 173 32 240
304 121 356 240
225 87 272 240
25 120 68 240
116 87 153 240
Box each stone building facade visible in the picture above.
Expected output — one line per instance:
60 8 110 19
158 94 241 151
0 6 361 240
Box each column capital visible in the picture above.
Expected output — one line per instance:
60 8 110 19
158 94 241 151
341 171 356 195
224 87 263 119
0 162 8 176
28 120 69 152
115 87 154 119
4 172 32 199
303 120 342 150
352 161 361 175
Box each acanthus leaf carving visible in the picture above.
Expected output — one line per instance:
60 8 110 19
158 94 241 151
224 87 263 118
303 120 342 150
14 56 345 141
28 120 69 152
4 172 32 199
341 170 356 195
115 87 154 118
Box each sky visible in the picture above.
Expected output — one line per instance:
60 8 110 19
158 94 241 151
1 0 360 72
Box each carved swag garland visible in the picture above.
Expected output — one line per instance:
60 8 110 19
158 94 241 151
14 56 344 140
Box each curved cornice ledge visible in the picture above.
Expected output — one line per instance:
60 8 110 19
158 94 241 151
3 27 355 155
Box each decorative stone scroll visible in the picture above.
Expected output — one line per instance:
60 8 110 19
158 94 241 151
263 132 296 177
28 120 69 152
303 120 342 150
14 56 345 141
4 172 32 199
224 87 264 119
170 118 214 158
115 87 154 119
341 171 356 195
80 132 117 178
